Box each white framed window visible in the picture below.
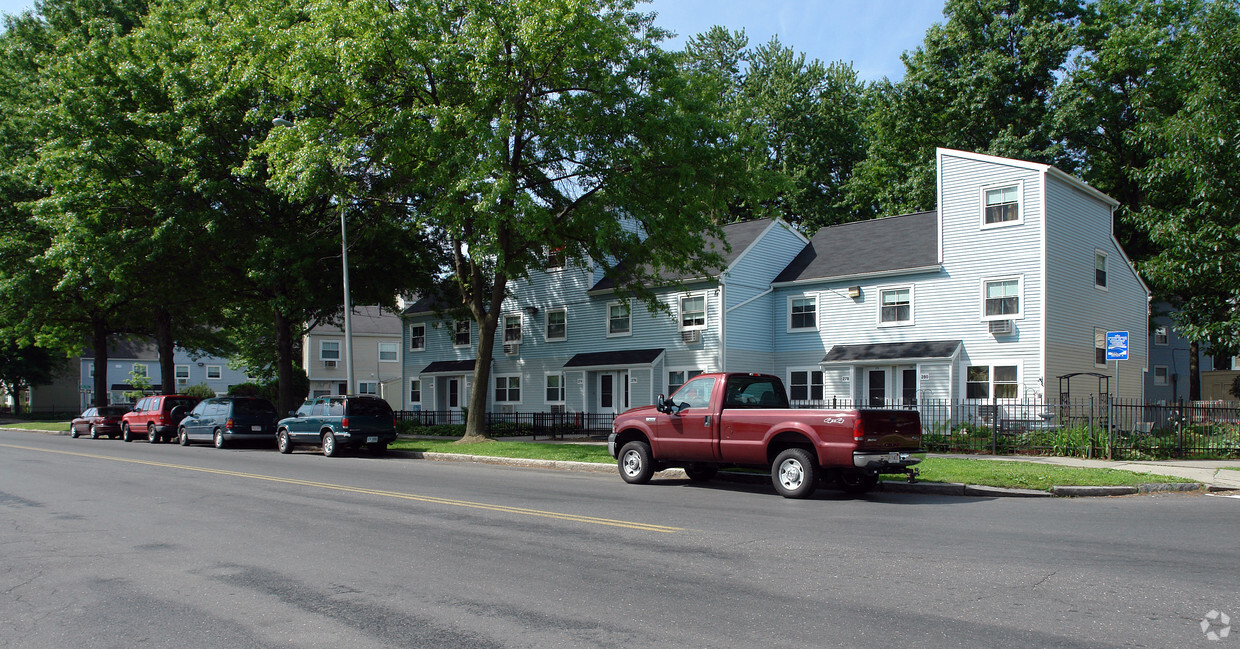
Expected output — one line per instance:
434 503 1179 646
1154 326 1168 346
544 373 566 405
788 295 817 331
132 363 148 378
982 276 1022 320
503 313 523 344
1095 328 1108 367
788 369 824 402
454 320 471 347
378 342 398 362
545 308 566 342
965 363 1020 400
320 340 340 360
409 324 426 351
981 181 1022 227
545 246 565 270
1153 366 1169 386
494 375 521 404
878 285 913 326
679 294 706 331
667 368 703 396
409 379 421 405
358 381 378 395
175 365 190 385
88 362 95 378
206 365 222 380
1094 250 1108 289
607 301 631 337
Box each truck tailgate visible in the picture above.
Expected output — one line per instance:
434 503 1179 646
855 410 922 450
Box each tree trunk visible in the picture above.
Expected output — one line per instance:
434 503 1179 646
92 318 110 408
1189 340 1201 401
274 308 297 416
460 317 497 443
154 306 175 395
10 386 22 417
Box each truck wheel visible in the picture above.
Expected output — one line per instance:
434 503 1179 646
213 429 226 449
179 427 190 446
772 448 818 499
837 471 879 495
277 429 293 454
147 423 158 444
122 423 132 443
618 441 654 484
684 463 718 483
322 431 338 457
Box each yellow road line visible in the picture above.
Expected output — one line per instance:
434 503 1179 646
0 443 681 533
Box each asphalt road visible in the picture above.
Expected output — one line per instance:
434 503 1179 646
2 429 1237 649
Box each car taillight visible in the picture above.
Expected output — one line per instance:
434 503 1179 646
341 417 349 429
853 418 866 442
225 418 234 429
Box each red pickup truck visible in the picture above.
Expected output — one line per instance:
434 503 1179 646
608 372 925 498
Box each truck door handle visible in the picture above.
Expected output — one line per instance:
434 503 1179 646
704 415 711 426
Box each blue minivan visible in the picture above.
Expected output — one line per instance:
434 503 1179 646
177 397 280 448
276 395 397 456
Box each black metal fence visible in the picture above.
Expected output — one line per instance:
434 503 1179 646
795 396 1240 460
396 398 1240 458
395 410 617 440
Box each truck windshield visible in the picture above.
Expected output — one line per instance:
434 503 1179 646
724 375 789 409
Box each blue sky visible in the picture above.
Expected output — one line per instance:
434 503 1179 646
0 0 947 81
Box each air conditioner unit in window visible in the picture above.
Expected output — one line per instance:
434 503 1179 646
988 320 1013 335
681 330 701 344
176 378 188 385
503 343 520 355
323 360 337 368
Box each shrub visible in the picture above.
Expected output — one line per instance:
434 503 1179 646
181 383 218 399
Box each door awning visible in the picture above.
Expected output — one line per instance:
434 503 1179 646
821 340 962 364
563 348 665 371
420 360 476 375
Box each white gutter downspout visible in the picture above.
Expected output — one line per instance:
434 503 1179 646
720 276 727 372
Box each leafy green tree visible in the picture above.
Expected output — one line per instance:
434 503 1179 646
1135 0 1240 357
0 342 68 416
847 0 1082 216
261 0 744 440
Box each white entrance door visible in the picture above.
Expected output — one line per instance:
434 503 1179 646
597 371 629 414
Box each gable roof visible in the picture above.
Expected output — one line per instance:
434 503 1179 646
773 211 939 285
589 218 778 293
308 306 403 336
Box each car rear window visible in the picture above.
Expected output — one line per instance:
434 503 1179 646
167 398 198 409
235 399 277 416
98 406 128 416
347 398 392 417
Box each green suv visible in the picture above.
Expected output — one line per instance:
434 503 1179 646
275 395 397 456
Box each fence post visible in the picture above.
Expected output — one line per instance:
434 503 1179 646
1087 395 1095 460
1177 397 1185 458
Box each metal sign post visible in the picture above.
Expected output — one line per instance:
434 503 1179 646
1105 331 1129 459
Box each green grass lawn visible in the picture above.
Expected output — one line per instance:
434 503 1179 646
6 426 1193 490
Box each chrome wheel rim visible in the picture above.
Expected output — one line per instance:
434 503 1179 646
621 450 642 477
778 458 805 490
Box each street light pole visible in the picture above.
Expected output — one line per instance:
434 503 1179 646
271 117 354 394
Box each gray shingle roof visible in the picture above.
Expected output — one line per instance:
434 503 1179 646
309 306 403 336
821 340 962 363
590 219 775 292
774 211 938 284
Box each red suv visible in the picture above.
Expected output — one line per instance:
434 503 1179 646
122 395 201 443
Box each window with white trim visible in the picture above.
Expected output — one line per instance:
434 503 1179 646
320 340 340 360
409 324 426 351
966 364 1019 400
174 365 190 382
132 363 148 378
668 369 703 396
982 183 1021 226
1154 326 1168 346
879 286 912 325
503 313 522 343
88 362 95 378
1094 250 1108 289
454 320 471 347
1153 366 1169 386
206 365 222 380
545 246 565 270
544 373 566 404
680 294 706 330
788 370 824 402
1095 328 1108 367
545 308 566 342
608 302 631 337
788 295 817 331
378 342 398 362
409 379 421 405
358 381 378 395
494 375 521 404
982 277 1021 319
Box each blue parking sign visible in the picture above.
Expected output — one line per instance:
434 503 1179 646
1105 331 1129 361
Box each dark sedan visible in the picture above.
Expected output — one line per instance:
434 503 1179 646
70 406 128 439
